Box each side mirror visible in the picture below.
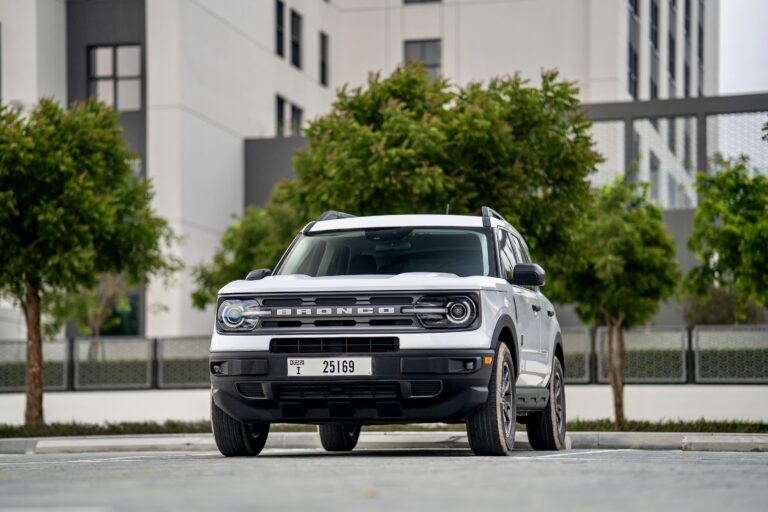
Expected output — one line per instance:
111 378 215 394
245 268 272 281
509 263 546 287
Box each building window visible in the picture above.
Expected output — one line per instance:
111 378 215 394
290 9 302 69
684 0 691 36
628 44 638 100
319 32 329 87
650 78 658 100
668 33 676 78
667 117 676 155
684 63 690 97
650 152 660 203
276 95 286 137
629 0 639 18
404 39 441 78
650 0 659 51
88 45 142 112
683 124 692 171
275 0 285 57
290 104 303 136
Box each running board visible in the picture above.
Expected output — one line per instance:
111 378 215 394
515 387 549 411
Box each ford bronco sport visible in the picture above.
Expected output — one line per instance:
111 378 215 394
210 207 566 456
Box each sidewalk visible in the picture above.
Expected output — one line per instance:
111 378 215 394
2 431 766 455
2 386 768 424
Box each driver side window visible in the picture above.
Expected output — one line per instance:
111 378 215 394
496 229 518 280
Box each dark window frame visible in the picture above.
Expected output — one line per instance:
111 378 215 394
290 103 303 136
319 31 329 87
650 0 659 52
86 43 143 112
276 94 286 137
275 0 285 57
290 9 302 69
628 44 638 100
404 39 442 78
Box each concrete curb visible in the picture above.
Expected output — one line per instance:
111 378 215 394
1 431 765 455
682 434 768 452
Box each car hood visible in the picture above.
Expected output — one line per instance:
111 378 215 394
218 273 502 295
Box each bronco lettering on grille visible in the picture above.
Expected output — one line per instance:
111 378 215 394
274 307 397 316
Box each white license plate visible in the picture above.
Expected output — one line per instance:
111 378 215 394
287 357 372 377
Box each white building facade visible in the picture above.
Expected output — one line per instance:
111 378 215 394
0 0 719 338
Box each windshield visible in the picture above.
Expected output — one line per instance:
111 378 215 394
275 227 492 277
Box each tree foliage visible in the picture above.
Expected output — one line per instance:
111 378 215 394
563 180 679 423
686 156 768 319
193 64 601 307
0 99 179 425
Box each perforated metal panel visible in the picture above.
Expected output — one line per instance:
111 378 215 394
158 336 210 388
694 325 768 383
0 339 68 392
74 337 151 389
561 328 591 383
597 327 687 383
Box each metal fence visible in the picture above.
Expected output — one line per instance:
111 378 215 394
596 326 688 383
694 325 768 383
1 326 766 392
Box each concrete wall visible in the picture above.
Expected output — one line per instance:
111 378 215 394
144 0 336 336
0 0 67 107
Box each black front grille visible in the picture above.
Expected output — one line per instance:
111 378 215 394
270 337 399 354
275 382 399 400
237 382 265 398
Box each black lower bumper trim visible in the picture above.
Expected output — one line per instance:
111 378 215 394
210 349 493 424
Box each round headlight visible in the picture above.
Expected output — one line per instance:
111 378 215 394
219 301 245 328
446 299 473 325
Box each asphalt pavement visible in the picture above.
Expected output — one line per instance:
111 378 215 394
1 448 767 511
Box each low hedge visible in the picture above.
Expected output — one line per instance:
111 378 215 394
2 418 767 438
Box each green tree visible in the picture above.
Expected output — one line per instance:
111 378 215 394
193 64 601 307
686 156 768 319
563 180 679 425
44 273 136 359
0 99 179 425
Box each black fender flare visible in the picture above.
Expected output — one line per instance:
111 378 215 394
490 314 520 377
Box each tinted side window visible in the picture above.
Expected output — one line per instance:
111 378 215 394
512 235 532 263
496 229 518 279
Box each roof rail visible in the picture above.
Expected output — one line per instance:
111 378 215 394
316 210 355 221
481 206 509 227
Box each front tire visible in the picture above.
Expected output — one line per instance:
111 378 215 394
318 424 361 452
466 342 516 456
526 357 566 450
211 400 270 456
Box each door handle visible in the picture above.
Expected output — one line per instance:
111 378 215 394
531 304 541 312
547 310 555 317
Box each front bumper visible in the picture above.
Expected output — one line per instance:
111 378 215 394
210 349 494 425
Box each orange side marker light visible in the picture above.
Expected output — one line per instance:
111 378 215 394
483 356 493 365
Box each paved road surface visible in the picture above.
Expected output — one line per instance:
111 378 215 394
1 448 767 511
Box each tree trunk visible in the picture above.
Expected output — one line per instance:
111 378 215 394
613 316 626 425
603 313 626 428
24 282 44 426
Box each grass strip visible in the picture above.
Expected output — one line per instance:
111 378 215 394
1 418 767 438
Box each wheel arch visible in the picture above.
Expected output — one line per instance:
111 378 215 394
491 315 520 378
553 332 564 373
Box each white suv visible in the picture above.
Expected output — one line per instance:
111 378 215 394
209 208 566 456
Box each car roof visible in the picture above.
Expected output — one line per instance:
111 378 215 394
305 214 521 237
